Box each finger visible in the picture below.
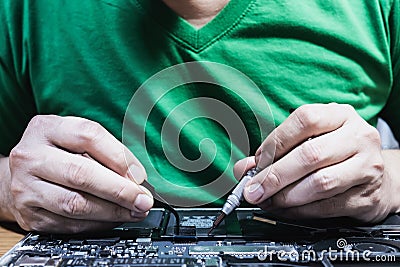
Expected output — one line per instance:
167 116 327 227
24 207 120 234
26 179 148 221
268 156 375 209
233 156 256 180
255 103 357 169
32 146 154 212
275 185 381 221
47 116 146 184
244 125 357 204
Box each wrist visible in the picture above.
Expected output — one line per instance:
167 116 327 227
0 156 15 221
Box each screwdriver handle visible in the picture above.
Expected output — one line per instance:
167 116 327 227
221 167 259 215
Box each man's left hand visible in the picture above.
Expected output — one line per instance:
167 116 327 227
237 103 398 223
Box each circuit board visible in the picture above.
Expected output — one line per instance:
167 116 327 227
1 208 400 267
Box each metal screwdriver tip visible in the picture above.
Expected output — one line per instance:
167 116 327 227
207 212 226 235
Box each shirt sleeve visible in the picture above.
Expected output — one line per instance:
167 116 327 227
0 0 37 155
379 0 400 142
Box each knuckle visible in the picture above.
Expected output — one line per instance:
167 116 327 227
76 120 106 146
9 146 32 166
28 115 49 128
111 185 129 204
299 141 323 166
373 159 385 175
271 133 286 153
341 104 356 113
368 161 384 182
312 172 336 193
294 105 321 130
27 115 59 132
10 180 23 200
267 168 283 189
361 157 384 183
372 152 385 167
65 160 94 189
362 125 381 145
355 121 381 148
61 191 91 217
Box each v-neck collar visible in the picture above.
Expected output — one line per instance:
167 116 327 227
134 0 255 52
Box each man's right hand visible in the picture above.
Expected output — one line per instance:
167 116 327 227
4 115 153 233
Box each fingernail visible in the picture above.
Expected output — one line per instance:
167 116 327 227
130 210 136 217
245 183 264 203
133 194 153 212
128 165 146 184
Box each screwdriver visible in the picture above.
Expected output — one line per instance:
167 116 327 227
208 167 260 235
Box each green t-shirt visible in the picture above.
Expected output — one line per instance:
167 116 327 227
1 0 399 206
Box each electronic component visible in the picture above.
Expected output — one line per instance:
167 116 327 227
1 208 400 267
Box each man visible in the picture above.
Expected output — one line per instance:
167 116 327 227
0 0 399 233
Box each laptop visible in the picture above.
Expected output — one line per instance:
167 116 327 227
1 208 400 266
